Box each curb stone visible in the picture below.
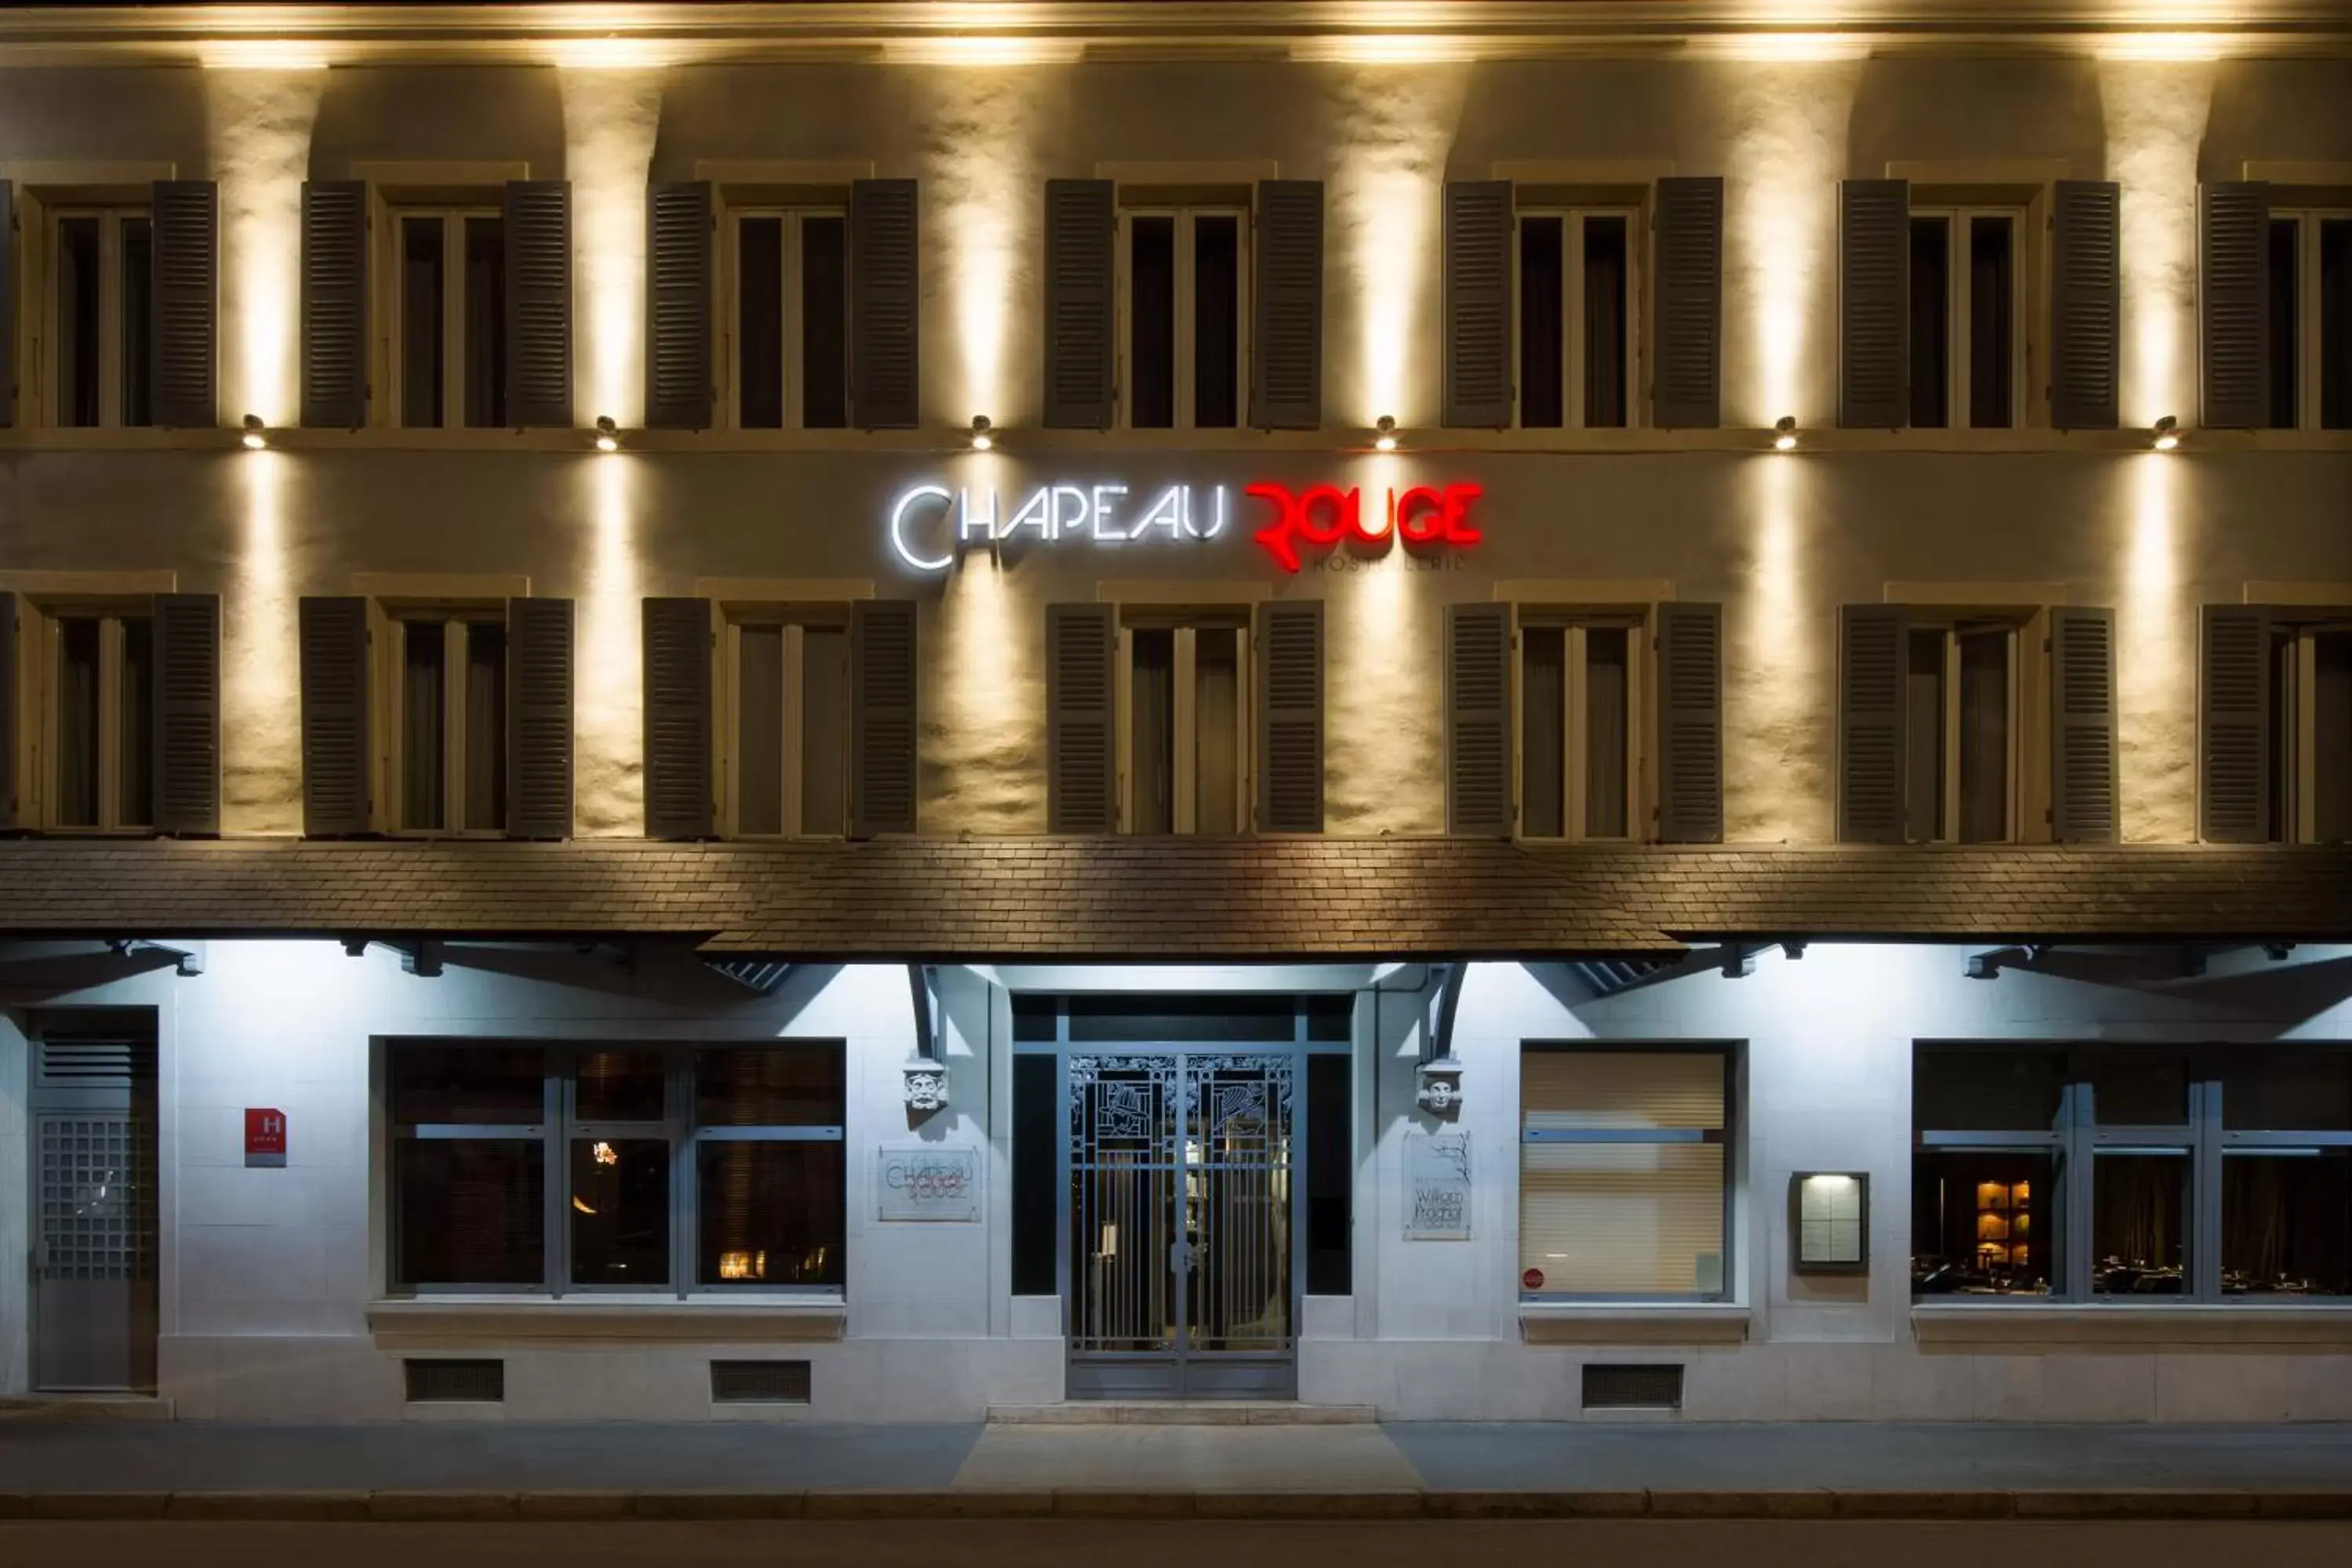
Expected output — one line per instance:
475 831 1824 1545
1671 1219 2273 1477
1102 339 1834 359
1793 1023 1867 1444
166 1492 372 1522
2013 1491 2261 1520
1192 1490 1423 1519
367 1491 521 1521
26 1494 171 1521
804 1490 1056 1519
1648 1490 1839 1519
1422 1490 1649 1519
1051 1490 1199 1518
1832 1490 2017 1519
630 1491 807 1520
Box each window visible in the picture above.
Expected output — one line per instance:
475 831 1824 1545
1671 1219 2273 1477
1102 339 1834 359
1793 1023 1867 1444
728 208 848 430
1519 1047 1733 1300
1123 613 1248 834
389 615 506 833
2270 619 2352 844
392 208 506 428
2263 209 2352 430
42 607 154 831
1516 207 1637 429
1904 622 2017 843
1913 1044 2352 1301
1518 616 1642 840
723 611 851 837
1907 209 2020 430
387 1041 845 1294
49 207 154 428
1120 204 1245 430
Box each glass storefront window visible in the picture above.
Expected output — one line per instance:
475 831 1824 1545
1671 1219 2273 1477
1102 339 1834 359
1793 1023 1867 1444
2224 1150 2352 1297
2092 1150 2189 1295
1911 1149 2056 1296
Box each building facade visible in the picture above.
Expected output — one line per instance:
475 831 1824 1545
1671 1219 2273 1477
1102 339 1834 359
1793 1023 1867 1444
1 2 2350 1423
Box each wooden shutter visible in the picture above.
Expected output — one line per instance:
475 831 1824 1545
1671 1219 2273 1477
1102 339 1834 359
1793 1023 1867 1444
151 592 220 835
1657 601 1725 844
641 597 712 840
1443 180 1513 428
850 178 919 430
505 597 574 839
2200 182 2269 430
2199 604 2270 843
2051 180 2122 431
1652 176 1723 430
504 180 572 428
1046 603 1116 832
1838 180 1908 429
0 591 17 824
2049 605 2119 844
1043 180 1114 430
299 596 372 836
644 181 713 430
1252 179 1324 430
1446 604 1511 837
1838 605 1907 843
0 180 14 428
1256 599 1324 833
151 180 218 429
851 599 919 837
300 180 368 428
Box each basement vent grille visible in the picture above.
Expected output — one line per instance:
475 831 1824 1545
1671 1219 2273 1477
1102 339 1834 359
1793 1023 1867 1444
404 1358 505 1404
710 1359 812 1405
37 1039 143 1088
1581 1363 1683 1411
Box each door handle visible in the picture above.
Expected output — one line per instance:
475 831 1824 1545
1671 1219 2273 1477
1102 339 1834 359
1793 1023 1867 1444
1170 1240 1194 1276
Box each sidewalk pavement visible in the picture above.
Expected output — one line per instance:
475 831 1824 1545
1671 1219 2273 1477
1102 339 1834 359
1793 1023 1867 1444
2 1419 2350 1521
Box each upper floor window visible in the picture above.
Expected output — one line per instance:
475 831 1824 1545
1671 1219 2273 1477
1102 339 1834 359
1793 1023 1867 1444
1515 206 1636 429
44 605 154 832
49 206 154 429
389 612 506 833
1908 206 2020 430
391 206 506 429
2199 604 2351 845
2264 208 2352 430
728 206 848 430
1900 619 2017 844
1123 612 1248 834
1518 615 1642 840
2271 619 2352 844
1120 201 1245 430
723 609 851 837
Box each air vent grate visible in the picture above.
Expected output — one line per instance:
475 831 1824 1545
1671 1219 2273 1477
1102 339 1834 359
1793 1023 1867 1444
1582 1363 1683 1411
711 1359 811 1405
404 1358 505 1404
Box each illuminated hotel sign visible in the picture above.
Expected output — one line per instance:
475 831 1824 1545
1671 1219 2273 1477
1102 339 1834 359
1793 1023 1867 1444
887 480 1483 574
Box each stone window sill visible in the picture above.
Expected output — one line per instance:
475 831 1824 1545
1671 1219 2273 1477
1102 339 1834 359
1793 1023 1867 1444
367 1295 848 1346
1912 1301 2352 1350
1519 1304 1752 1345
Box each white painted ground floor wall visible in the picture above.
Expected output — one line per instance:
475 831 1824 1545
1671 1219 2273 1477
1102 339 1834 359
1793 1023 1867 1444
2 938 2349 1421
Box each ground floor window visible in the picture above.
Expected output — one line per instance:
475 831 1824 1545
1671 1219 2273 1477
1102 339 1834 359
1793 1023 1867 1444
1913 1043 2352 1300
387 1040 844 1295
1519 1045 1733 1299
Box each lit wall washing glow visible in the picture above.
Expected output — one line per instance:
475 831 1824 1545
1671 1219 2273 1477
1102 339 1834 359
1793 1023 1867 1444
2099 56 2216 431
927 67 1042 430
1330 62 1468 429
561 67 665 430
578 455 644 837
223 452 302 836
207 67 326 428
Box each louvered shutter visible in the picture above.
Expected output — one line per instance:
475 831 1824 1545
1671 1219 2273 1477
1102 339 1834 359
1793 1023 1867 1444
1657 601 1725 844
1256 600 1324 833
0 181 15 428
506 597 574 839
1839 180 1908 429
851 599 919 837
1651 176 1723 430
0 591 17 824
151 180 217 428
1253 179 1323 430
300 180 368 428
504 180 572 428
644 182 713 430
299 597 372 836
1443 180 1512 428
151 593 220 835
1446 604 1511 836
2200 183 2269 430
641 597 712 840
2051 180 2122 431
850 178 919 430
2050 606 2119 844
2199 604 2270 843
1046 604 1116 832
1043 180 1114 430
1838 605 1907 843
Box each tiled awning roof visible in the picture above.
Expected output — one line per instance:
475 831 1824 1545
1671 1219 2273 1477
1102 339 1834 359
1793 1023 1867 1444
0 837 2347 960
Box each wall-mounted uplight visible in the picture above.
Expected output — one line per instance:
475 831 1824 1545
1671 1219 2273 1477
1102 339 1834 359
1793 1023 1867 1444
1772 416 1798 452
969 415 994 452
593 416 620 454
1373 415 1399 452
2151 415 2180 452
241 414 268 451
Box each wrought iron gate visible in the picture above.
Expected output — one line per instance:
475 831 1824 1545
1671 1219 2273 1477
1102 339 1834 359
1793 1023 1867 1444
1065 1051 1297 1399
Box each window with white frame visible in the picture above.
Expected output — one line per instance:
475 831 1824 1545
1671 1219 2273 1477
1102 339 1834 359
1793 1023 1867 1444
387 1041 846 1294
2264 208 2352 430
727 206 849 430
1120 201 1246 430
387 613 506 833
1515 205 1637 429
1908 205 2023 430
390 206 506 428
2270 616 2352 844
1517 614 1642 840
722 609 852 837
49 205 154 429
1904 619 2020 844
39 604 154 831
1519 1046 1734 1300
1121 612 1249 835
